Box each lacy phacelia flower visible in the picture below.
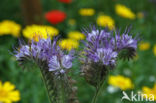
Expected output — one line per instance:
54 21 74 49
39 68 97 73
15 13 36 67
49 54 73 75
0 81 20 103
142 83 156 101
112 31 138 60
96 15 115 30
14 37 78 103
83 26 138 62
139 42 150 51
94 48 117 65
82 27 117 67
45 10 66 24
115 4 136 19
108 75 134 90
15 45 30 60
58 0 72 3
23 25 59 41
68 31 85 40
0 20 21 37
79 8 95 16
80 26 138 87
14 37 74 74
31 38 53 60
114 33 138 51
59 39 79 50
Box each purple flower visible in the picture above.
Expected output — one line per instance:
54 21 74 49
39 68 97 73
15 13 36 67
49 55 61 71
80 26 139 87
14 37 74 75
48 53 73 74
61 55 72 69
15 45 30 60
31 38 52 61
82 26 116 66
94 48 117 65
81 26 138 67
113 33 138 51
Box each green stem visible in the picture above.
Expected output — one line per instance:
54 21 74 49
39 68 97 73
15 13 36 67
91 85 103 103
91 76 106 103
40 68 53 103
60 76 65 103
91 89 99 103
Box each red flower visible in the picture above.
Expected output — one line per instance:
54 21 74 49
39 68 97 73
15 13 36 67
45 10 66 25
58 0 72 3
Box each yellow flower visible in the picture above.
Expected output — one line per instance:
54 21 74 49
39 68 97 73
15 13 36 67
115 4 136 19
68 31 85 40
23 25 59 41
96 15 115 30
59 39 79 50
0 81 20 103
79 8 95 16
108 75 134 90
153 44 156 56
0 20 21 37
68 19 76 26
137 12 144 19
142 83 156 101
139 42 150 51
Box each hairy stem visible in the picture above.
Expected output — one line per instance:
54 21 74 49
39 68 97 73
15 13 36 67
91 85 103 103
91 76 106 103
40 68 53 103
91 89 98 103
60 75 66 103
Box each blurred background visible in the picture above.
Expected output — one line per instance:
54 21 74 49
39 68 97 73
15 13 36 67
0 0 156 103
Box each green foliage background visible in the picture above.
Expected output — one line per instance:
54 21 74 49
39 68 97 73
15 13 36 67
0 0 156 103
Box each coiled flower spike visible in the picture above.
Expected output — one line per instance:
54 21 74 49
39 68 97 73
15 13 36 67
80 26 138 87
14 36 79 103
80 26 138 103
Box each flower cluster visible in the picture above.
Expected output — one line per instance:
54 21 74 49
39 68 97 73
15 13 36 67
43 3 139 33
14 36 79 103
82 26 138 65
14 25 139 103
48 48 74 75
82 27 117 65
15 37 74 75
0 20 21 37
81 26 138 86
23 25 59 41
114 32 138 50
